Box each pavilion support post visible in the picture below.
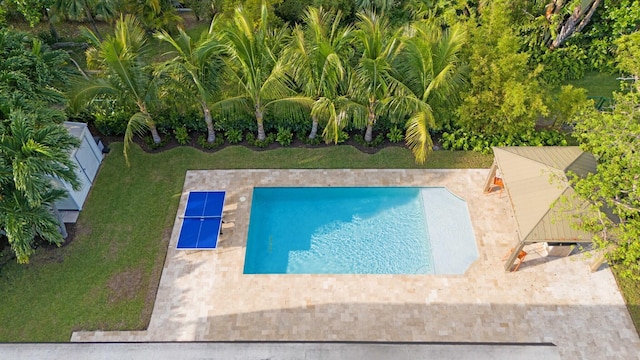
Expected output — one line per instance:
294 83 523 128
590 251 607 272
483 161 498 193
504 241 526 272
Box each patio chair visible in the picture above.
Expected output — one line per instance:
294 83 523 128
501 248 528 272
492 176 504 195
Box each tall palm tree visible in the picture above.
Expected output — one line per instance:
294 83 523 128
347 11 404 143
282 7 353 140
218 3 312 141
71 15 160 164
393 20 467 163
0 110 80 263
155 19 227 143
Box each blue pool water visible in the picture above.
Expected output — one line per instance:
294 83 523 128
243 187 477 275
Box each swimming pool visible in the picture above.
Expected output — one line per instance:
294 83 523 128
243 187 477 275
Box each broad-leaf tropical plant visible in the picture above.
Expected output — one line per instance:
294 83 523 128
155 19 227 143
70 15 161 164
0 110 80 263
282 7 353 140
218 3 312 141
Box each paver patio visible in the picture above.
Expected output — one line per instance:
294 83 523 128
72 169 640 359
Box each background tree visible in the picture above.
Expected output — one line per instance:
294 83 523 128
0 29 71 115
570 31 640 278
70 15 161 164
0 111 80 263
155 19 227 143
545 0 602 49
457 0 548 137
282 7 352 140
218 3 311 141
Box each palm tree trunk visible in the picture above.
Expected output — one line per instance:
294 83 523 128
203 104 215 143
549 0 602 49
256 107 266 141
364 124 374 142
43 9 60 42
365 103 376 143
309 115 319 139
149 123 162 144
84 3 103 41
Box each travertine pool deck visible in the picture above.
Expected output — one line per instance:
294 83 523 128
72 169 640 359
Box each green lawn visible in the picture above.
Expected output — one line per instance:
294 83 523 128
565 71 621 98
0 144 491 341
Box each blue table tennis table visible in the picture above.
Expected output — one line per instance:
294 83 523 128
177 191 226 249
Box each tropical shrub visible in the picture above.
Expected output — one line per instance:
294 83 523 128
336 130 349 144
276 127 294 146
440 127 568 154
387 125 404 143
173 126 190 145
354 133 385 147
534 45 588 86
225 129 243 144
197 134 224 149
245 132 276 147
92 102 131 136
144 135 169 149
245 132 256 145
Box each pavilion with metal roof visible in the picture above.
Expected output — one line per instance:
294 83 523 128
482 146 597 271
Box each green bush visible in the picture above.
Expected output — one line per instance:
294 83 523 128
144 135 169 150
225 129 243 144
354 133 385 147
276 127 293 146
197 134 224 149
387 126 404 143
245 132 256 145
336 130 349 144
173 126 190 145
249 133 276 148
93 103 130 136
440 127 568 154
536 45 587 85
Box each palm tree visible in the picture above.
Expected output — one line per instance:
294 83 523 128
218 3 312 141
393 20 467 163
282 7 353 140
347 11 404 143
0 110 80 263
155 19 227 143
71 15 161 164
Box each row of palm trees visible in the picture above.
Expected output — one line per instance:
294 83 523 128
71 4 467 164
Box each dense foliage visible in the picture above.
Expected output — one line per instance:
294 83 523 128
570 32 640 279
0 30 80 263
3 0 640 271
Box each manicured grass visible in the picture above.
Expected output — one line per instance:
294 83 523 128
0 144 491 341
565 72 621 98
615 269 640 335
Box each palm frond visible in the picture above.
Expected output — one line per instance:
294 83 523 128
405 111 435 164
123 112 151 166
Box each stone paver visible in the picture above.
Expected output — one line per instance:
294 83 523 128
72 169 640 360
0 342 562 360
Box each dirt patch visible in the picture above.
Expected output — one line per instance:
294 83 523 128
106 268 144 303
